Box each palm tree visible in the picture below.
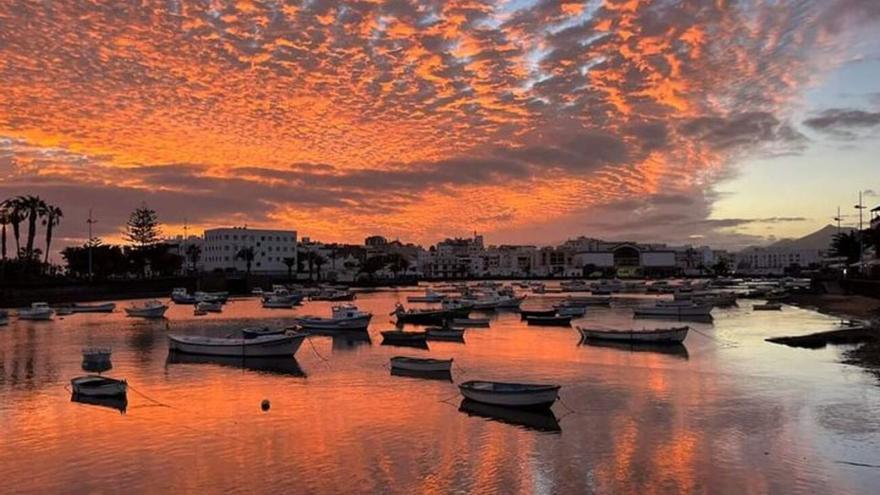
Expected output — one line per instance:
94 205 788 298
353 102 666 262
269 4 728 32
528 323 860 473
42 204 63 264
313 254 327 281
0 201 10 260
236 247 255 275
5 197 24 257
282 257 296 280
19 195 47 258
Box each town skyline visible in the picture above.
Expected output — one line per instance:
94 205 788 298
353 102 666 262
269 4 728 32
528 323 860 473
2 1 880 256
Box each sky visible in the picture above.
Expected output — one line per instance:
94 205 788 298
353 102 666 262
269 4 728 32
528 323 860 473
1 0 880 261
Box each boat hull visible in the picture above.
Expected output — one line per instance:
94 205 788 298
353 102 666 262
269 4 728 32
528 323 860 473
633 305 711 318
17 311 54 321
296 315 371 331
577 327 689 343
390 357 453 372
71 303 116 313
167 333 306 357
124 306 168 318
526 316 572 326
459 381 560 409
71 376 127 397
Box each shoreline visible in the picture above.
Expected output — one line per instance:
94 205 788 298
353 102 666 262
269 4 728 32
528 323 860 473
777 293 880 380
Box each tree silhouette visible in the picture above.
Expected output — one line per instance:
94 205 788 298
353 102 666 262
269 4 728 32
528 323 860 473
283 256 296 280
185 243 202 272
42 205 63 264
236 247 255 275
831 231 863 264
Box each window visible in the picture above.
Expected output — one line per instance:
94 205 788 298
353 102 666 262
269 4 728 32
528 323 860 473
261 236 265 241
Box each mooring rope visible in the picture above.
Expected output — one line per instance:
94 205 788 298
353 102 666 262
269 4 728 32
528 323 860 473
127 383 175 408
306 336 331 363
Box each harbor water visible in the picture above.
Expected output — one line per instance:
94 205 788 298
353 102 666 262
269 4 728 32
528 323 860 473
1 289 879 494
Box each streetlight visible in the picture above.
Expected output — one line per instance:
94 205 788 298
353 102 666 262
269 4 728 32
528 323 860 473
855 191 866 273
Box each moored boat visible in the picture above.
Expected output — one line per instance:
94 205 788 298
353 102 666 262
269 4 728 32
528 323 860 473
70 375 127 397
167 332 307 357
526 315 572 326
124 300 169 319
380 330 428 347
392 303 469 325
425 326 466 342
458 380 560 409
262 296 295 309
519 308 557 319
576 326 689 343
171 288 197 304
71 302 116 313
17 302 54 321
196 301 223 313
451 317 491 327
389 356 453 372
407 289 446 303
81 347 112 372
296 304 372 330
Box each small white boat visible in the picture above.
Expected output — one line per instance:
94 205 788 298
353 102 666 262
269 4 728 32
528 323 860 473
251 287 264 296
17 302 54 321
124 300 169 318
633 303 712 318
71 302 116 313
754 303 782 311
407 289 446 303
390 356 453 372
171 288 197 304
425 327 466 341
459 380 560 408
262 295 295 309
296 304 372 330
577 326 689 343
81 347 113 372
70 375 127 397
167 332 307 357
196 301 223 313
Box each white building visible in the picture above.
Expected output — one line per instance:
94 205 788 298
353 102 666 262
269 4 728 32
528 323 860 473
572 242 677 276
202 227 297 273
735 246 822 275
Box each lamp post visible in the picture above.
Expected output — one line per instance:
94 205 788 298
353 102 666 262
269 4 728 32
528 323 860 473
855 191 866 273
86 209 97 280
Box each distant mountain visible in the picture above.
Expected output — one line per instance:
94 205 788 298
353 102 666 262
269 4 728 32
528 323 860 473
770 224 851 251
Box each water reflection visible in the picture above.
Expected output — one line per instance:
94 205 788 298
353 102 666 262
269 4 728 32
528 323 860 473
579 340 690 360
165 351 306 378
306 330 372 352
0 292 879 494
71 393 128 414
390 368 453 382
458 399 561 433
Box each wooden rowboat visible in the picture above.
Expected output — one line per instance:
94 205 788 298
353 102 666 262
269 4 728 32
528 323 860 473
458 380 560 409
390 356 453 372
576 326 689 344
526 315 572 326
70 375 127 397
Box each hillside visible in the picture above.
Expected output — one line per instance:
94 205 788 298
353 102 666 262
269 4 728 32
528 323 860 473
771 224 850 251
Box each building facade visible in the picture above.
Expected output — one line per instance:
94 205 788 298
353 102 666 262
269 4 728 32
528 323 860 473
202 227 297 273
734 247 823 275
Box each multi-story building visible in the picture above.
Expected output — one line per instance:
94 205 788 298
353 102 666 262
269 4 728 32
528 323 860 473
572 242 677 277
735 247 822 275
202 227 297 273
422 235 484 278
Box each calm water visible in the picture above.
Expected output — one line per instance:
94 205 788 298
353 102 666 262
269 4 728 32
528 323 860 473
2 289 880 494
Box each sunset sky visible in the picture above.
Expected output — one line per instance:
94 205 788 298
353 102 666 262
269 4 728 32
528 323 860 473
2 0 879 258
